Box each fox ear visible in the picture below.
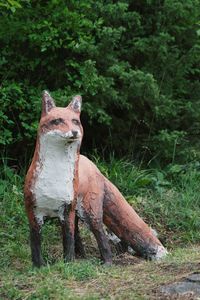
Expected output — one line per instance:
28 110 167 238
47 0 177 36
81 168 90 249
42 90 56 116
68 95 82 113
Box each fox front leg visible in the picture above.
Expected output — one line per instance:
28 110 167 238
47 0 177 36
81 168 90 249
29 223 44 268
61 205 76 262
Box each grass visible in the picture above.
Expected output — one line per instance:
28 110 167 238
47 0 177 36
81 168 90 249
0 157 200 299
1 246 199 299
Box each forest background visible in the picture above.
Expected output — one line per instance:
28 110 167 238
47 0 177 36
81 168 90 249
1 0 200 166
0 1 200 299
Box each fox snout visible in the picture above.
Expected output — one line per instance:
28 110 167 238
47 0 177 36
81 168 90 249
46 129 81 142
67 129 81 141
71 130 78 138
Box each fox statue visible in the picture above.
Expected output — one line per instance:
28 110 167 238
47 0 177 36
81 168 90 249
24 92 167 267
24 91 83 267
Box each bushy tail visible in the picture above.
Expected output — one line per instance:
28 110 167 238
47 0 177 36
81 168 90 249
103 179 167 260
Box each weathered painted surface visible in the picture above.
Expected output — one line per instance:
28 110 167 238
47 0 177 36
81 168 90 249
25 91 167 267
24 91 82 267
77 155 168 261
34 133 80 224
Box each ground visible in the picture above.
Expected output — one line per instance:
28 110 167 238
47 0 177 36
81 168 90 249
0 224 199 300
1 167 200 300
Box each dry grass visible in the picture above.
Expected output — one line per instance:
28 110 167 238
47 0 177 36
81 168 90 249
1 243 199 300
73 248 199 300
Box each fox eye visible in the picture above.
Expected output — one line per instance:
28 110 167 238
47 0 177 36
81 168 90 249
72 119 80 125
49 118 64 126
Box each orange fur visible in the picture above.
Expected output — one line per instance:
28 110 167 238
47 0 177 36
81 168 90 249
77 155 167 260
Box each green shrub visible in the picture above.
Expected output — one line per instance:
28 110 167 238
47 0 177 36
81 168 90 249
0 0 200 164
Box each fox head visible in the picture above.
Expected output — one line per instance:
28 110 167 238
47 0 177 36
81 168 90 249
39 91 83 144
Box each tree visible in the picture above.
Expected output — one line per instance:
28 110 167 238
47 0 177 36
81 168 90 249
0 0 200 165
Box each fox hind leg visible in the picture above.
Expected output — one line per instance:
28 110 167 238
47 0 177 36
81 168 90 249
89 219 112 265
75 215 85 258
82 191 112 265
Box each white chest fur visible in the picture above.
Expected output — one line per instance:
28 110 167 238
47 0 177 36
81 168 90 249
33 133 78 224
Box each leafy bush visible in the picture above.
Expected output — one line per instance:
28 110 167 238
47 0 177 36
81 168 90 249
0 0 200 165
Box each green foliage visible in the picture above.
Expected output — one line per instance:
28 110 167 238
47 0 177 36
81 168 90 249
0 0 23 12
0 83 39 145
0 0 200 164
152 130 187 163
0 260 102 299
0 160 28 269
140 168 200 242
92 154 155 196
55 259 101 281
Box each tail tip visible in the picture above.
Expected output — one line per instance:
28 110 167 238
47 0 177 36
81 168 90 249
152 246 168 260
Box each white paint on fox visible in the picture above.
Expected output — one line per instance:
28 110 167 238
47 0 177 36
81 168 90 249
106 228 168 259
33 130 80 224
107 231 121 245
152 245 168 260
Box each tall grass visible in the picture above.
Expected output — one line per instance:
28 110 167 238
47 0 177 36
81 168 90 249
91 155 155 196
142 168 200 243
0 162 28 269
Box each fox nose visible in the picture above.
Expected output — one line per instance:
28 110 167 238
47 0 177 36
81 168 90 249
71 130 78 138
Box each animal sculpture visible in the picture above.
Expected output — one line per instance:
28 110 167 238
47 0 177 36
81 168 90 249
24 92 167 267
